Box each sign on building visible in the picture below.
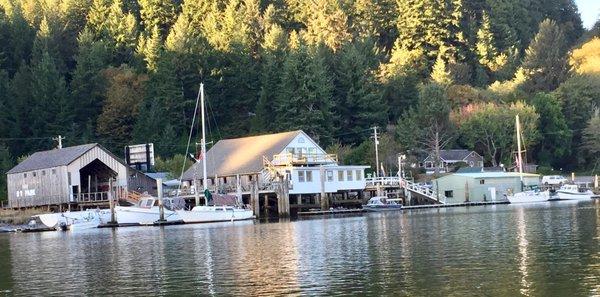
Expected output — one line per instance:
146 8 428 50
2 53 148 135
125 143 155 171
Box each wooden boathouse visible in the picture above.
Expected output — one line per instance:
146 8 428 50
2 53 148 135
6 143 157 210
180 130 369 217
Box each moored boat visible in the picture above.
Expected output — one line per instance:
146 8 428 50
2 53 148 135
555 184 596 200
176 205 254 223
114 196 184 225
363 196 403 211
507 189 550 204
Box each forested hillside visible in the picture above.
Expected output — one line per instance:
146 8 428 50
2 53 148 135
0 0 599 198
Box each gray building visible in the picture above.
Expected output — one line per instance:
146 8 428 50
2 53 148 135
421 149 484 174
6 143 157 208
433 172 541 203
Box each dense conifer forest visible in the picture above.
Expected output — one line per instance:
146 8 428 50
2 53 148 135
0 0 599 199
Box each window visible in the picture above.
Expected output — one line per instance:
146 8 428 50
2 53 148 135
298 171 305 182
298 137 305 143
356 170 362 180
347 170 353 181
51 169 56 175
444 190 454 198
32 172 37 177
42 170 46 176
308 147 316 156
327 170 333 182
306 171 313 182
480 179 485 185
24 173 27 178
338 170 344 181
287 147 295 154
469 161 474 166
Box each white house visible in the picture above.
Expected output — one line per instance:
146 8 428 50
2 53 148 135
181 130 368 196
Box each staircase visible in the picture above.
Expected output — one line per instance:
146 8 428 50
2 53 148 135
402 179 445 204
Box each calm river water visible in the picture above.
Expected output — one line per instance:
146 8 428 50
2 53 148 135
1 201 599 296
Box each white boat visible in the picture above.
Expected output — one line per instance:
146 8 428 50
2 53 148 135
362 196 403 211
176 205 254 223
175 83 255 224
114 197 184 225
555 184 596 200
507 190 550 204
507 115 550 204
32 209 110 230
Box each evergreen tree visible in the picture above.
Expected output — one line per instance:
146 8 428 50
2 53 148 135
277 42 334 144
1 2 35 75
0 70 10 139
302 0 351 51
138 25 162 72
0 143 12 201
138 0 177 35
396 0 465 62
521 19 569 93
333 42 387 144
581 111 600 168
430 52 453 85
105 0 139 65
530 93 571 167
97 66 148 150
378 42 426 121
252 24 287 133
29 50 72 138
70 29 110 135
348 0 397 48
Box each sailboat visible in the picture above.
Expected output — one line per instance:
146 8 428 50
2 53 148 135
175 83 254 223
507 115 551 204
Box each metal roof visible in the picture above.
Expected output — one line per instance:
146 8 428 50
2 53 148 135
453 172 540 178
7 143 98 174
424 149 483 162
181 130 303 180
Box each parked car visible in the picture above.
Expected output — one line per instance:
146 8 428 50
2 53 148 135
542 175 568 185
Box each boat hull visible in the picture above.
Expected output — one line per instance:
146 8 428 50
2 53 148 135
114 206 181 225
507 191 550 204
176 208 254 223
556 191 594 200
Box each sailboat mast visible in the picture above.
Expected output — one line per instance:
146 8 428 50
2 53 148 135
200 83 208 196
516 114 523 181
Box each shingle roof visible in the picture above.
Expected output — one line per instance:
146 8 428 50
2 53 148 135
181 130 302 180
425 150 482 162
7 143 98 174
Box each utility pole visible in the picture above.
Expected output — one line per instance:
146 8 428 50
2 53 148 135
372 127 380 177
53 135 65 149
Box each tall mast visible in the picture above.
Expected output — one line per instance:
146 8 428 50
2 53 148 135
200 83 208 197
516 114 523 181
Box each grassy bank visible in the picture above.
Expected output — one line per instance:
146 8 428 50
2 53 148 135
0 208 48 225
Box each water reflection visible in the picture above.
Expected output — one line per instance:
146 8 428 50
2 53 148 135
1 202 599 296
516 207 531 296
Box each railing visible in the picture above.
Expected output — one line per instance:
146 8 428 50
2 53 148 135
365 176 445 204
74 192 109 203
272 153 337 166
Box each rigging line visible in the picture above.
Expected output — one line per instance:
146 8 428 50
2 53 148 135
177 85 201 194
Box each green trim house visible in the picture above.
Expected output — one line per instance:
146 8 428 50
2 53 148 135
432 172 541 203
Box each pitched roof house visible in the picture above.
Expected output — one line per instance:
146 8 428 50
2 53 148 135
181 130 368 195
421 149 484 174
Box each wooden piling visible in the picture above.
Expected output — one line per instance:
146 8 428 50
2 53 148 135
157 178 165 223
108 178 117 225
319 166 329 210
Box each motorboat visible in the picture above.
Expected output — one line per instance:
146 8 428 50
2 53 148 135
555 184 597 200
176 205 254 223
114 196 184 225
507 189 551 204
362 196 403 211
